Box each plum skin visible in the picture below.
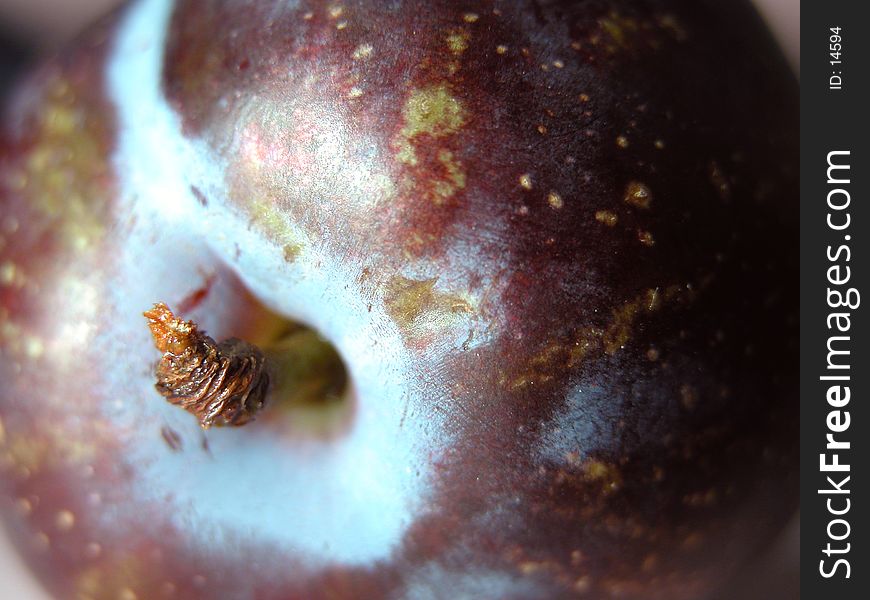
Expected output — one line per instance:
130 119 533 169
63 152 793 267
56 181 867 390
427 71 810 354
0 1 797 599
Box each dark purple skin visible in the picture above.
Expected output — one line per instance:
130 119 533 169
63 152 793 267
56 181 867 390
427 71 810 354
0 0 797 598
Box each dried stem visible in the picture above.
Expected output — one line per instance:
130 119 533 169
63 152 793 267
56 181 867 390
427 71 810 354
143 302 270 428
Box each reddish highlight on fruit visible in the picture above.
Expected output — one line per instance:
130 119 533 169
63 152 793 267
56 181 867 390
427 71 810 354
144 302 270 428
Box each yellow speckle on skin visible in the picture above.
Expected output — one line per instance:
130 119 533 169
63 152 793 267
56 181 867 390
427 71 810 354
579 93 590 103
303 11 313 20
654 139 665 149
583 459 623 494
431 149 467 203
604 288 663 354
18 77 112 252
77 556 147 600
547 192 563 209
393 85 468 204
15 497 32 516
595 210 618 226
519 174 533 190
585 459 614 479
638 230 655 246
336 20 348 30
509 283 695 390
24 336 44 359
3 418 101 476
446 29 470 55
7 435 48 473
599 11 640 50
624 181 652 209
647 287 662 310
55 509 75 532
658 13 689 41
248 198 305 256
537 124 547 135
553 59 565 68
347 86 363 99
384 276 472 339
396 84 466 166
119 588 138 600
574 577 592 594
709 160 731 200
616 135 629 148
352 43 373 60
0 261 17 285
463 12 479 23
496 44 508 54
328 5 344 18
599 11 686 53
76 568 101 599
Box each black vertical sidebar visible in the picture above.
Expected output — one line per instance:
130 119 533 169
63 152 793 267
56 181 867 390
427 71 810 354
801 3 869 599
